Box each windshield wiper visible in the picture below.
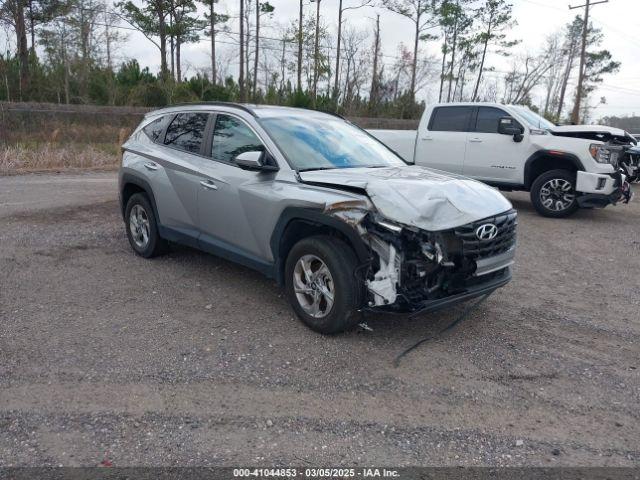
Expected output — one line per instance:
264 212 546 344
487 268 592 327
297 166 339 172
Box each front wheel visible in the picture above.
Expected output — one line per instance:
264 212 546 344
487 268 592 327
530 169 579 218
284 235 362 334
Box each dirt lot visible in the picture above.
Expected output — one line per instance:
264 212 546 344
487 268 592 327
0 172 638 467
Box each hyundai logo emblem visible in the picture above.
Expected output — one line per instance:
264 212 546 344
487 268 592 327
475 223 498 241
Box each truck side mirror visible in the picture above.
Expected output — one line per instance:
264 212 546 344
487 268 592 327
498 117 525 142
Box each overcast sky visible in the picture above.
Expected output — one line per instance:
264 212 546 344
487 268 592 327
5 0 640 119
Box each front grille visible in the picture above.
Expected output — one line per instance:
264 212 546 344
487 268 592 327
453 210 517 260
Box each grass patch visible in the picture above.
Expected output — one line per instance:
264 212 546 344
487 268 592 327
0 142 120 175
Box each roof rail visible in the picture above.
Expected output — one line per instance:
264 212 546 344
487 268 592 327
161 101 257 117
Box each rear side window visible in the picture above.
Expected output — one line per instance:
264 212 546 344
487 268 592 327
212 114 264 163
143 115 171 142
475 107 513 133
430 107 472 132
164 113 209 154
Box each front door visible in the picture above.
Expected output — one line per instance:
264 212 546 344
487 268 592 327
196 113 271 261
463 106 527 183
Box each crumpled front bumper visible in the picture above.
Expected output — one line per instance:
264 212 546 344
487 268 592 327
406 267 512 315
576 170 633 208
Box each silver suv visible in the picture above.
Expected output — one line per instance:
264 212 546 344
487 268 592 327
120 103 517 333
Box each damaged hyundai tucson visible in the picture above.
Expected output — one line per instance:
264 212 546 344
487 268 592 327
119 103 517 334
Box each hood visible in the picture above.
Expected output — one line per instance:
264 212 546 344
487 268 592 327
550 125 636 144
299 166 512 232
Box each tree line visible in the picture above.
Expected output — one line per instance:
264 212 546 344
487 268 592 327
0 0 620 122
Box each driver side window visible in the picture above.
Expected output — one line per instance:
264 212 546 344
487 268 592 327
212 114 264 164
475 107 522 134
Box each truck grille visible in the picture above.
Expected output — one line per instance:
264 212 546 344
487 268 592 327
453 210 517 260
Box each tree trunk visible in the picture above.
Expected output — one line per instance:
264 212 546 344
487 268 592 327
169 2 175 81
297 0 303 92
447 10 459 102
280 38 286 92
410 13 419 101
210 1 216 84
472 28 490 102
27 0 35 54
176 37 182 82
14 1 29 96
239 0 245 100
253 0 259 99
333 0 343 105
312 0 320 104
369 14 380 113
156 1 169 80
571 0 590 125
245 4 251 93
556 42 576 120
438 35 447 103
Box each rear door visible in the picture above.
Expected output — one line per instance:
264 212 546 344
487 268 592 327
133 112 209 243
413 106 473 174
463 106 526 183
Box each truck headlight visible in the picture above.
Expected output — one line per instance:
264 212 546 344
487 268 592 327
589 144 614 164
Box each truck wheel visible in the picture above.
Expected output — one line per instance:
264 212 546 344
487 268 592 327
530 170 579 218
285 235 362 334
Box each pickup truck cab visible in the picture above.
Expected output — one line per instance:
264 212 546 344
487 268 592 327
370 102 634 217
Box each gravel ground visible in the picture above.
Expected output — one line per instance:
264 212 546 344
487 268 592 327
0 172 638 467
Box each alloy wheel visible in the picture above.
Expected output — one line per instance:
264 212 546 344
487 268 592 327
129 204 151 249
292 254 335 318
539 178 576 212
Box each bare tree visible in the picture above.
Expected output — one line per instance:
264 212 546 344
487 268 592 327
471 0 516 102
252 1 274 99
199 0 229 85
381 0 437 101
368 14 381 112
332 0 372 104
239 0 245 100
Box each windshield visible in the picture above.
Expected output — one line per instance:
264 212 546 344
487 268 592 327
511 106 556 131
259 115 406 171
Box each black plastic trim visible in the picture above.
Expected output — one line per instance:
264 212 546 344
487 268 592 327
119 171 160 222
162 102 258 117
371 268 512 316
524 150 585 189
270 207 372 286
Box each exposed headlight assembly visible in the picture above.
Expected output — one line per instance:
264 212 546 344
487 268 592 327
589 144 618 166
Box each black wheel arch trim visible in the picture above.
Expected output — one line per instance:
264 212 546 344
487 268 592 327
524 150 585 189
119 170 160 223
270 207 372 286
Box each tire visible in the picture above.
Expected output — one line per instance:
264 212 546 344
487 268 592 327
284 235 362 334
124 193 168 258
530 169 580 218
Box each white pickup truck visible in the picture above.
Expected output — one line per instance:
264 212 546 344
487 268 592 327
369 102 634 217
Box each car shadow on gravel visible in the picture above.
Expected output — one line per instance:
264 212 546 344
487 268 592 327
161 241 489 351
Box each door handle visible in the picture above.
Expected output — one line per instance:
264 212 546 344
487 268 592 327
421 136 433 141
469 138 483 143
200 180 218 190
143 162 158 171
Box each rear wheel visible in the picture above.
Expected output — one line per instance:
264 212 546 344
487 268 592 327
530 169 579 218
285 235 362 334
125 193 168 258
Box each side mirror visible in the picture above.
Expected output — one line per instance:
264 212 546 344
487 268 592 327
498 117 525 142
234 150 278 171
